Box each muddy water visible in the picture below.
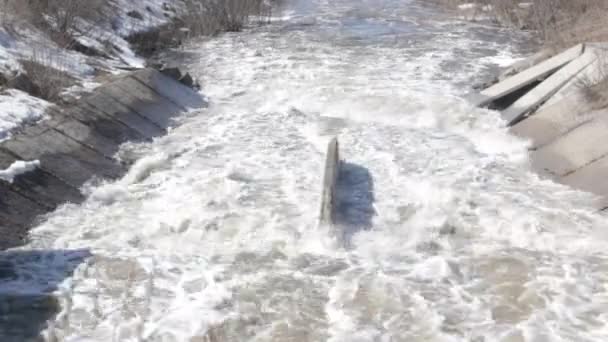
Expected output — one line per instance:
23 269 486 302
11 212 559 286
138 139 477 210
7 0 608 341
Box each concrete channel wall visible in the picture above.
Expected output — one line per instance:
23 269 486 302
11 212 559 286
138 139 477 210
0 68 207 249
471 43 608 211
319 137 340 226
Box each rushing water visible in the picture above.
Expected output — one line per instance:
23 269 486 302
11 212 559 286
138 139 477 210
9 0 608 341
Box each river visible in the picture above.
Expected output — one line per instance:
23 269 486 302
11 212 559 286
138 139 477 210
12 0 608 341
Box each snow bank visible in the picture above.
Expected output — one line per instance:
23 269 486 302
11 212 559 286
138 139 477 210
0 0 182 140
0 160 40 183
0 89 51 141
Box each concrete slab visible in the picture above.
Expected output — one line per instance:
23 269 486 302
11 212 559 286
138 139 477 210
540 45 608 111
0 181 48 228
510 90 597 149
531 116 608 177
0 219 28 250
498 49 555 81
561 155 608 205
502 50 597 126
473 44 584 107
1 126 125 188
0 149 83 210
98 78 183 129
62 105 146 144
45 111 122 159
130 69 207 110
319 137 340 226
83 92 165 138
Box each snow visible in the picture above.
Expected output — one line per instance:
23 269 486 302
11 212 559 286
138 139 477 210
0 160 40 183
0 89 51 141
0 0 182 140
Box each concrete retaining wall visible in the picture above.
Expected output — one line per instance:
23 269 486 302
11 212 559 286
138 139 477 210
0 68 206 249
319 137 340 226
471 43 608 211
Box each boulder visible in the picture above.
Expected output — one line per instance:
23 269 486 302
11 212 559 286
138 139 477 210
127 10 144 20
179 72 194 88
160 67 182 81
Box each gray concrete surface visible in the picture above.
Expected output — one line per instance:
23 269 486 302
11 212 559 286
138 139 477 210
511 91 597 149
502 50 597 126
100 77 184 128
531 114 608 177
562 155 608 210
0 68 206 250
473 42 608 211
471 44 583 107
83 92 166 139
319 137 340 226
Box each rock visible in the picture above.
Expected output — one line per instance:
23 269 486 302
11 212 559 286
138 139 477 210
160 67 182 81
7 73 40 96
179 72 195 88
127 10 144 20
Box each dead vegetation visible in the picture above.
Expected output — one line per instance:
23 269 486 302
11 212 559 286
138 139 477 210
1 0 107 49
19 50 78 103
0 0 281 102
443 0 608 107
127 0 275 57
575 49 608 109
442 0 608 48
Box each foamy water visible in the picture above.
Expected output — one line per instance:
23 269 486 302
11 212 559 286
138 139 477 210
8 0 608 341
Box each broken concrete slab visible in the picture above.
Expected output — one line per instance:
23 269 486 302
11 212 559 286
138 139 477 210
510 90 598 149
531 115 608 177
472 44 584 107
498 48 555 81
319 137 340 226
502 50 597 126
131 69 207 110
540 49 608 109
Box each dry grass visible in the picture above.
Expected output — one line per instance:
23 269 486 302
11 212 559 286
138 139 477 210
576 49 608 109
128 0 275 57
1 0 107 48
442 0 608 48
181 0 272 36
19 50 77 103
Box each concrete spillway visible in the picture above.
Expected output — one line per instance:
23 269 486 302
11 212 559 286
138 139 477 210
471 43 608 211
0 69 206 249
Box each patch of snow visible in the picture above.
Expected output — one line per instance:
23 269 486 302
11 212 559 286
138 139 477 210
0 89 51 141
0 0 180 135
0 160 40 183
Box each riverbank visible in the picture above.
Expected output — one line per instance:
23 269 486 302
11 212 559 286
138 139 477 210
461 0 608 211
0 0 281 251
